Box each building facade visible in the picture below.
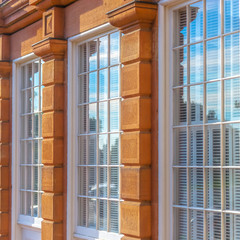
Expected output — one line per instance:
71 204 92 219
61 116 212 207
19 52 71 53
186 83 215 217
0 0 240 239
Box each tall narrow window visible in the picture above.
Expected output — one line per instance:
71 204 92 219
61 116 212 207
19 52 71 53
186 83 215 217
172 0 240 239
20 60 43 219
75 31 121 238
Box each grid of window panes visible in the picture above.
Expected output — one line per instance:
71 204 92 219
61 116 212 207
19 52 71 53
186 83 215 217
20 60 43 218
173 0 240 239
77 31 120 233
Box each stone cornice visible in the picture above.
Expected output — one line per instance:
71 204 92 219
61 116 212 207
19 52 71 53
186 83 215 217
32 38 67 61
0 61 11 78
107 0 157 32
0 0 77 34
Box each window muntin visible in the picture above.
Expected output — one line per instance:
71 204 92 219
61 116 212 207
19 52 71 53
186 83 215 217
20 60 43 218
76 31 121 235
172 0 240 239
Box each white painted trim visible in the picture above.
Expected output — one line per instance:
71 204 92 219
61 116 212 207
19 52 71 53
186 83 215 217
11 53 42 240
159 0 188 6
67 23 121 240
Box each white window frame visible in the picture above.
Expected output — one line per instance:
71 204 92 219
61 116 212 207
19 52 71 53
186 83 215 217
12 53 42 240
67 23 123 240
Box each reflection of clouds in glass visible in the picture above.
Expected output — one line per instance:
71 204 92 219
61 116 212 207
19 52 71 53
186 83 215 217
99 36 108 68
110 67 119 98
190 1 203 43
190 43 204 83
110 32 120 65
99 69 108 100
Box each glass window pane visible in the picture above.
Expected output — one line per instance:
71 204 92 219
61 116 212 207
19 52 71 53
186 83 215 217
225 78 240 121
99 134 108 165
99 35 108 68
110 100 119 132
33 114 39 138
110 134 119 165
225 214 240 239
78 75 88 104
79 136 87 165
89 135 97 165
224 0 240 33
190 43 204 84
78 197 87 227
88 167 97 197
189 1 203 43
99 69 108 100
224 33 240 78
21 65 26 89
174 168 187 206
110 32 120 65
99 199 108 231
174 47 187 86
189 210 204 240
190 127 203 166
99 102 108 133
206 0 221 38
174 208 187 240
89 72 97 102
207 212 221 240
173 128 187 166
26 63 33 88
99 167 108 197
173 88 187 125
190 85 203 124
79 43 87 73
79 167 87 196
110 167 119 198
225 124 240 166
225 169 240 211
88 198 96 228
110 66 119 98
109 201 119 233
33 61 39 86
174 7 187 46
206 38 221 81
89 103 97 133
207 125 221 166
190 168 203 207
206 82 221 123
88 40 98 71
207 168 221 209
79 105 87 134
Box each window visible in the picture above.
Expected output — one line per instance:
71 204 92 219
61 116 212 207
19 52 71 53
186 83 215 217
170 0 240 239
72 30 121 239
19 59 43 220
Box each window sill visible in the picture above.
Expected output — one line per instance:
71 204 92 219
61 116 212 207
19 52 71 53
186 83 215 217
74 227 123 240
18 215 42 229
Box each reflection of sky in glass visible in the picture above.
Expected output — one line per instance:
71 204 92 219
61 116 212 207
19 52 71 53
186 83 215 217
99 69 108 100
110 100 119 132
110 32 120 65
99 36 108 69
89 103 97 133
225 33 240 78
99 102 108 133
224 0 240 33
110 66 119 98
89 72 97 102
190 43 203 83
190 1 203 43
206 0 221 38
175 47 187 86
207 39 221 81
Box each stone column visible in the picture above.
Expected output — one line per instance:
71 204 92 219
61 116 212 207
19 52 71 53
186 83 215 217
32 7 66 240
0 35 11 240
107 1 157 239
